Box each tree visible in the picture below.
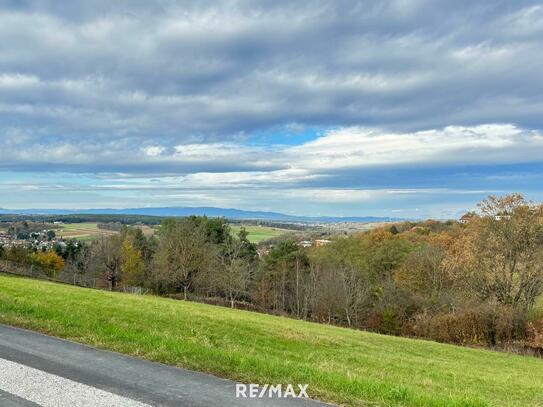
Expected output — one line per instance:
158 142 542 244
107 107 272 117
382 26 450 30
120 239 145 287
185 216 230 245
32 251 65 278
121 226 155 263
235 227 257 262
256 240 309 316
310 237 370 326
205 228 256 308
63 242 92 286
3 246 31 265
215 249 251 308
452 194 543 310
152 218 215 299
91 235 123 289
395 244 448 299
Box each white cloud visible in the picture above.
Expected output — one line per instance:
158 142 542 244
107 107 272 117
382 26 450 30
1 123 542 175
286 124 543 170
142 145 165 157
0 73 40 87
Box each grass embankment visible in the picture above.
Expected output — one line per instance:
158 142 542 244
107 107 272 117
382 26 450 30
0 274 541 407
230 225 289 243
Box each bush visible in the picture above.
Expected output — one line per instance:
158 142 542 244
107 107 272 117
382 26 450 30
412 306 527 347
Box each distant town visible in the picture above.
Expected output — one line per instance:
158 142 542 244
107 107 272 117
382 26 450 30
0 222 71 251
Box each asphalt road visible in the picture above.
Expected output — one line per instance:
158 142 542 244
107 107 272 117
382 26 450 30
0 324 330 407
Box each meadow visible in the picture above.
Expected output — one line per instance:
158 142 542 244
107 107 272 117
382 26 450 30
230 224 289 243
0 274 541 407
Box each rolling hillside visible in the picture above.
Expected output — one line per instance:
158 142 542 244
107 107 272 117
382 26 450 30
0 274 541 406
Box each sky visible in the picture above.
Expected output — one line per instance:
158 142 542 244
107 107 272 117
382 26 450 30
1 0 543 219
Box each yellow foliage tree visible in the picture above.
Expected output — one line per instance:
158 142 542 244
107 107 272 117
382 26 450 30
121 239 145 287
32 251 65 278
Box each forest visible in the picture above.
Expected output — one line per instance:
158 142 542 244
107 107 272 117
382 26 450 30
2 194 543 353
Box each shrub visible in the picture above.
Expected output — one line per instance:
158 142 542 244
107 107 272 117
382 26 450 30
412 305 527 347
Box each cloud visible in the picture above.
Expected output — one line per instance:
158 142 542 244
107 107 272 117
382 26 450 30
1 1 543 144
0 1 542 216
1 123 540 175
287 124 543 170
142 145 165 157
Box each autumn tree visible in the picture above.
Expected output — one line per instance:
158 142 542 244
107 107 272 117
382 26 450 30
395 244 448 300
455 194 543 310
120 239 145 287
32 251 65 278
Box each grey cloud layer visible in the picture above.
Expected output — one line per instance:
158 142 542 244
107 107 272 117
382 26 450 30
1 0 543 150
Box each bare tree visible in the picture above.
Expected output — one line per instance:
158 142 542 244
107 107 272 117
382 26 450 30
91 235 123 289
152 219 215 299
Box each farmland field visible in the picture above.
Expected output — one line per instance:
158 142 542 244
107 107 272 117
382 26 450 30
0 274 541 407
230 224 290 243
54 222 117 241
51 222 286 243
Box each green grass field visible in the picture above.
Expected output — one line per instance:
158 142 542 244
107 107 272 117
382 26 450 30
0 274 541 407
230 225 289 243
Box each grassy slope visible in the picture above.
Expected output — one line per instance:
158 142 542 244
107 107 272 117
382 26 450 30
0 275 541 407
230 225 289 243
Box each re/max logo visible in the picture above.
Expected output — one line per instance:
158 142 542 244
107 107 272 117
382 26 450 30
235 384 309 399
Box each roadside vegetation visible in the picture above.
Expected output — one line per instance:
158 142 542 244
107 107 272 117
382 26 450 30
0 274 542 407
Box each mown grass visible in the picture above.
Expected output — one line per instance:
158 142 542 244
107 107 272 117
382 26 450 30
0 274 541 407
230 225 289 243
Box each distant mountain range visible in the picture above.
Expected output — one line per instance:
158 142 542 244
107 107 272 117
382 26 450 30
0 206 403 223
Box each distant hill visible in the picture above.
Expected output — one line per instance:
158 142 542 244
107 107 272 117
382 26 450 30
0 206 402 223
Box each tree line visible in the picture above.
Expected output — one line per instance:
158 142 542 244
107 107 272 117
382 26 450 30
2 195 543 353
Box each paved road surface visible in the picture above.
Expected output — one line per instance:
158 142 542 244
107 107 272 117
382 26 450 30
0 324 329 407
